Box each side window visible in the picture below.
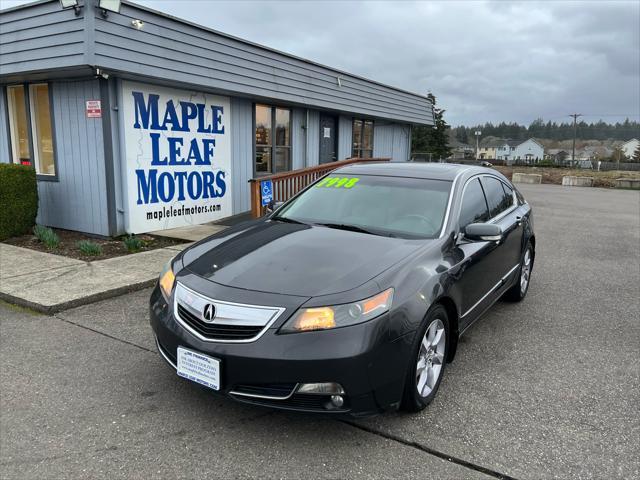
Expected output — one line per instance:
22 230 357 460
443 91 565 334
501 182 515 206
459 178 489 228
483 177 513 217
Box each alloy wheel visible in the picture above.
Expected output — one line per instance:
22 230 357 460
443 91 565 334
416 319 446 397
520 248 532 295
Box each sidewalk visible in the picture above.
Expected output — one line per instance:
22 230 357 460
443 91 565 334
0 224 226 313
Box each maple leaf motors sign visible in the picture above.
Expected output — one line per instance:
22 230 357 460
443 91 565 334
121 81 232 233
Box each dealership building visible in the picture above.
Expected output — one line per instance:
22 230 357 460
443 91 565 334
0 0 434 235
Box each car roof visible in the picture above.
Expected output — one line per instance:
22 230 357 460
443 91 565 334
334 162 489 181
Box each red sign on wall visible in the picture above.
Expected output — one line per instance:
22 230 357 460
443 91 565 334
86 100 102 118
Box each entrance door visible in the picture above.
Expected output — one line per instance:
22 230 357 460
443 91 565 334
319 114 338 164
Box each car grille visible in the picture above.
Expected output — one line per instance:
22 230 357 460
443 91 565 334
176 303 264 341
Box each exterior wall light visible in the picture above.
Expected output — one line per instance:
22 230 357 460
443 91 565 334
98 0 121 17
59 0 81 16
131 19 145 30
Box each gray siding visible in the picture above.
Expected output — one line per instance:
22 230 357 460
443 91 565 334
291 107 306 170
306 110 320 167
373 122 411 162
0 2 85 77
37 79 109 235
230 97 253 215
338 115 353 160
0 90 9 162
91 4 433 125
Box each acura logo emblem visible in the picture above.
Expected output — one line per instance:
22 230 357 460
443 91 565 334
203 303 216 322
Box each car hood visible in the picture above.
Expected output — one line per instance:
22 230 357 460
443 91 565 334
182 220 426 297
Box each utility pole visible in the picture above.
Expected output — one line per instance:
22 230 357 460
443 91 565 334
569 113 582 165
474 131 482 161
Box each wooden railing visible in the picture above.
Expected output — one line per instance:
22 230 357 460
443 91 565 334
248 157 391 218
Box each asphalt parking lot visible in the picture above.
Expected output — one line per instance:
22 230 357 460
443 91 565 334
1 184 639 479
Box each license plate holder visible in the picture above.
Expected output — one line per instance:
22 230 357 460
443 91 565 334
176 346 220 391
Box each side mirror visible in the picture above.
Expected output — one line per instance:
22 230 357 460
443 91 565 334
266 201 284 214
463 223 503 242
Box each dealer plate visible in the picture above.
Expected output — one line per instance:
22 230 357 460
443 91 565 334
176 346 220 391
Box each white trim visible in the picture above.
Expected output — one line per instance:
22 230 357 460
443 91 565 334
461 263 520 318
229 384 299 400
438 169 467 238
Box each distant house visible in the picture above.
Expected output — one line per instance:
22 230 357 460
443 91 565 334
621 139 639 159
494 139 544 164
478 138 504 160
545 149 571 163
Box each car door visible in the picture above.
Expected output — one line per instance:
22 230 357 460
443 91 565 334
480 176 524 281
453 177 504 324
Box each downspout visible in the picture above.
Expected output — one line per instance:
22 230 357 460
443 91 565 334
305 109 309 168
99 78 118 236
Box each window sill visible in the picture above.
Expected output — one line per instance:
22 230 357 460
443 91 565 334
36 174 59 183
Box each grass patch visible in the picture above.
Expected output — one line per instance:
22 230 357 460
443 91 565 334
123 235 144 253
33 225 60 249
77 240 103 256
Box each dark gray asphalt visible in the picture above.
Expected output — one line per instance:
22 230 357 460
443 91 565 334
1 184 639 479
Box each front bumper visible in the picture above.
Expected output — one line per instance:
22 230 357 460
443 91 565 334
149 283 411 416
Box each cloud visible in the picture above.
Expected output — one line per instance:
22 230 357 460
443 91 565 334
2 0 639 126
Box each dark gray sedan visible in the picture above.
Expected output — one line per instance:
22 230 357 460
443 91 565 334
150 163 535 416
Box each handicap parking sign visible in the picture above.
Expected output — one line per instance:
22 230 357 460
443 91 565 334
261 180 273 206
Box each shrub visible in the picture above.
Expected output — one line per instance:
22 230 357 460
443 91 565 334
33 225 60 249
123 235 144 252
0 164 38 240
77 240 103 256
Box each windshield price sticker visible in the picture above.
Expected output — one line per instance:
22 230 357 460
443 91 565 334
316 177 359 189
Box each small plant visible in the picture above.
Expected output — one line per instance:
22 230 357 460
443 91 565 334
33 225 60 249
123 234 144 253
77 240 103 256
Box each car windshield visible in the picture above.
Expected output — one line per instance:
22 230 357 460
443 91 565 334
274 174 452 239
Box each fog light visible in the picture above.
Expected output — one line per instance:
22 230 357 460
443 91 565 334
297 382 345 395
330 395 344 408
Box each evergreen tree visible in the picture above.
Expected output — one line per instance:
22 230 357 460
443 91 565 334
453 119 639 142
411 94 452 160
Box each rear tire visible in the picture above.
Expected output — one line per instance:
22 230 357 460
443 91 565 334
400 305 449 412
504 242 533 302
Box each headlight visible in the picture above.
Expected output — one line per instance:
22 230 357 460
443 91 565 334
159 259 176 301
280 288 393 333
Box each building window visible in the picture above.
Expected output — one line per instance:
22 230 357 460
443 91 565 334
255 104 290 176
6 83 56 176
352 118 373 158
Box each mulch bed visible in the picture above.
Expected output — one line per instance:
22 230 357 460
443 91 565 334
3 228 187 262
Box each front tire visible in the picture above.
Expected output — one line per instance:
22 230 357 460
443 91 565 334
504 242 533 302
400 305 449 412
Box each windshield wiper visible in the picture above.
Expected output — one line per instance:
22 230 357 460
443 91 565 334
316 222 392 237
271 216 307 225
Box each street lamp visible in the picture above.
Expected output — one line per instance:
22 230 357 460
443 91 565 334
59 0 81 15
474 131 482 161
98 0 121 16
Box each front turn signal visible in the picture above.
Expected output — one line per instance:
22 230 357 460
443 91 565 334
159 260 176 301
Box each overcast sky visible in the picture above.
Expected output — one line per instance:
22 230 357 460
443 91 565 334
3 0 639 126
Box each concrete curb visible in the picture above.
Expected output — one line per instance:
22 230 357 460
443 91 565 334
562 176 594 187
615 178 640 189
0 278 156 315
512 173 542 184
